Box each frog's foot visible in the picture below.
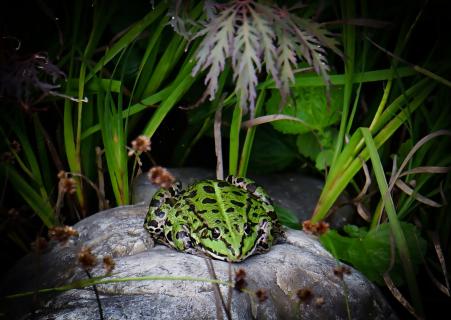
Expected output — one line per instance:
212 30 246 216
166 225 197 255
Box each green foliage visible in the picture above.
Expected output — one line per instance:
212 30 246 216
274 205 301 230
248 126 299 174
320 223 426 285
266 86 343 134
188 1 340 117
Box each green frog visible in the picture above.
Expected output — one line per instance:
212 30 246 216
144 176 282 262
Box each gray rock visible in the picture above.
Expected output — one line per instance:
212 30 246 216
2 205 396 320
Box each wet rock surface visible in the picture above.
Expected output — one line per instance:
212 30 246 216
1 170 396 319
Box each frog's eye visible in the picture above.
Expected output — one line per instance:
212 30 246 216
244 223 251 235
212 228 221 239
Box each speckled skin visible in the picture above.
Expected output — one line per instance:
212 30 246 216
144 176 280 262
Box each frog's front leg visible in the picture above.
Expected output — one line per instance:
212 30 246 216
144 182 181 243
166 223 197 255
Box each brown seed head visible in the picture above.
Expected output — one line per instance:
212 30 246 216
48 225 79 243
1 152 14 164
234 268 248 292
148 166 176 189
58 171 77 194
78 246 97 270
333 265 352 280
31 236 48 252
296 288 313 302
103 255 116 274
128 135 151 156
255 288 268 303
302 220 330 236
11 140 21 153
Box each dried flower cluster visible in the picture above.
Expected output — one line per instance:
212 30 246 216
57 171 77 194
0 151 14 164
31 236 48 252
78 246 98 271
255 288 268 302
302 220 330 235
48 225 79 243
103 255 116 274
1 140 21 164
234 268 248 292
187 0 341 117
128 135 151 157
148 166 176 189
296 288 313 302
333 265 351 280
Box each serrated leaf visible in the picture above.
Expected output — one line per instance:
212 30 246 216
191 1 341 118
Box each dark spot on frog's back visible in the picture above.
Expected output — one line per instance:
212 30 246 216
203 185 215 194
217 181 229 188
155 209 165 218
226 207 234 213
189 190 197 198
232 191 242 196
148 220 159 228
231 200 245 207
202 198 217 204
149 198 160 207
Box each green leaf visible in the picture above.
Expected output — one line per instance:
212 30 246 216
248 126 298 174
320 222 426 285
315 149 334 170
266 86 343 134
274 205 300 230
296 132 321 161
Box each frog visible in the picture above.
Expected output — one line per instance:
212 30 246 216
144 175 282 262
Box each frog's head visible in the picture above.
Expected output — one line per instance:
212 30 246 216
197 220 273 262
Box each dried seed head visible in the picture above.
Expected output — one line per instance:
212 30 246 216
128 135 151 156
302 220 329 236
333 265 351 280
296 288 313 302
234 268 248 292
31 236 48 252
1 152 14 164
7 208 20 219
58 171 77 194
148 166 176 189
48 225 79 243
10 140 21 153
255 288 268 303
103 255 116 275
78 246 97 270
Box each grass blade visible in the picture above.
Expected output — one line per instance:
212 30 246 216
361 127 423 317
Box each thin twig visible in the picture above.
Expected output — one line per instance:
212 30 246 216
214 95 225 180
85 270 104 320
